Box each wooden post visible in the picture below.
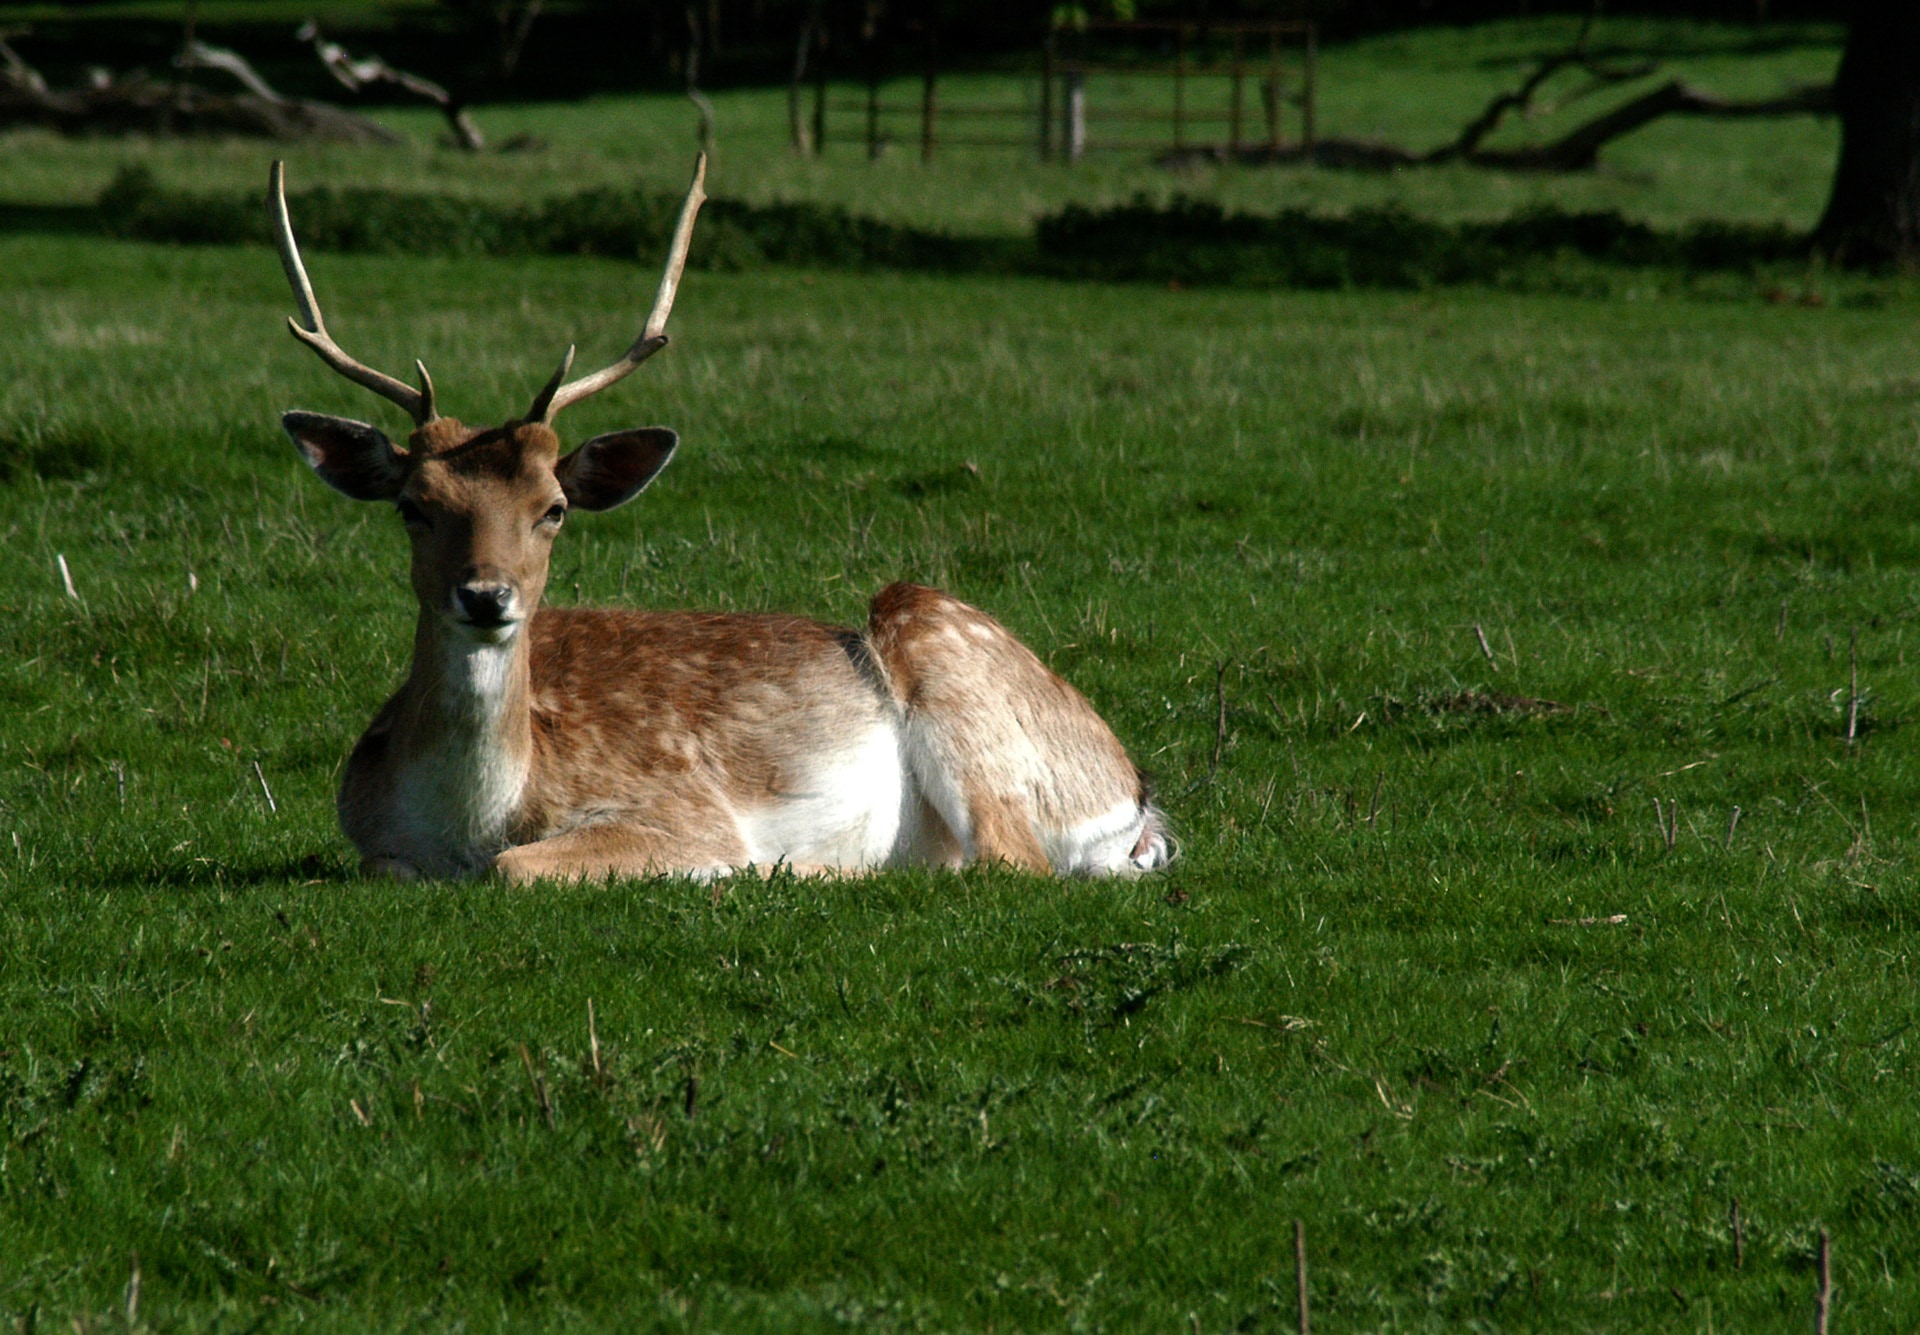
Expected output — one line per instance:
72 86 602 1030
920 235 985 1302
1173 24 1187 152
1066 69 1085 161
812 46 827 156
1040 29 1054 160
1301 21 1317 152
1229 31 1244 158
1267 27 1282 153
788 6 820 155
920 25 936 163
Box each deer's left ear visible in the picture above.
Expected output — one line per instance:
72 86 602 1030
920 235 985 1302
556 427 678 512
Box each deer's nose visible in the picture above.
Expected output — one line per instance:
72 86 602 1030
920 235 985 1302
456 584 514 626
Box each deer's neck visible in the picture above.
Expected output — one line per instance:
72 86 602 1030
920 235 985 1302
396 614 534 861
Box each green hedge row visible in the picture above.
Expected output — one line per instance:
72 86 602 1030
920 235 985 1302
98 166 1810 291
1035 197 1806 288
100 165 1010 273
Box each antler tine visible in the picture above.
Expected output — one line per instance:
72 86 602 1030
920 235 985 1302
524 345 575 424
269 160 435 426
541 153 708 425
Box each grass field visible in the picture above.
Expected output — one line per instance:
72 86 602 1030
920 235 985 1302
0 17 1844 232
5 14 1920 1334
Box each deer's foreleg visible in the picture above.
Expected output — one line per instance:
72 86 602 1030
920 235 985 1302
491 820 749 884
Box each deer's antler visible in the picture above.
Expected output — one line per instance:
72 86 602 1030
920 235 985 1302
528 153 707 425
269 160 437 426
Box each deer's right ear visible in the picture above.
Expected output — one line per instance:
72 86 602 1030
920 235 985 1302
282 411 407 501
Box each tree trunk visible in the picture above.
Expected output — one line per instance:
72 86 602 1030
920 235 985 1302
1814 1 1920 268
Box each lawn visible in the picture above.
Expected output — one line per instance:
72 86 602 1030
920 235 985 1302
4 14 1920 1334
0 16 1844 232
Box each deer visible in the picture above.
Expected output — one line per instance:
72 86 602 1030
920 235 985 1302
269 157 1171 884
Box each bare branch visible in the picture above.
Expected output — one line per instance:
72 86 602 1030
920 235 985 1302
175 39 285 103
298 21 485 152
270 160 436 424
537 154 708 423
0 31 49 97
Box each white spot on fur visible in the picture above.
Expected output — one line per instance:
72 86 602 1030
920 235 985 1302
735 720 914 870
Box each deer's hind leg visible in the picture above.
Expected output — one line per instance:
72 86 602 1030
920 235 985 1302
866 583 1169 877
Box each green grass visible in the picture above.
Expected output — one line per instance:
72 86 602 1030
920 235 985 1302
4 217 1920 1331
1 14 1915 1330
0 16 1843 233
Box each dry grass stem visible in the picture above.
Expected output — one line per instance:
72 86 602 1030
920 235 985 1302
519 1044 556 1129
1846 626 1859 747
588 998 603 1080
1295 1219 1310 1335
1209 659 1229 781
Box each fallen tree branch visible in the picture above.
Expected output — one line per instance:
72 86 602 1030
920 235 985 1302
175 38 286 103
0 29 49 96
297 20 485 151
0 24 399 141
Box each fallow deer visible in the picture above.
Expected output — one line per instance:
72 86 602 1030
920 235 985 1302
270 157 1170 882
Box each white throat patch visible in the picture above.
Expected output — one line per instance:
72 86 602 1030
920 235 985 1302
392 638 528 872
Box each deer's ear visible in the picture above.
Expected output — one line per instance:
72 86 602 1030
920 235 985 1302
556 427 678 512
282 411 407 501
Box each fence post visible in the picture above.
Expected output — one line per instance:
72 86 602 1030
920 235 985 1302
1173 23 1187 152
1229 30 1244 158
812 48 827 156
1301 21 1317 152
1040 28 1054 160
1066 69 1086 161
920 24 937 163
1266 28 1282 154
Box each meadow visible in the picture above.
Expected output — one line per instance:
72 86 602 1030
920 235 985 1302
5 15 1920 1334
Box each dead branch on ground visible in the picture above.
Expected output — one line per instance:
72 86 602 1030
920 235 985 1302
298 21 486 151
0 31 398 142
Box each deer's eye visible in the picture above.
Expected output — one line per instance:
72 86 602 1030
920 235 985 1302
541 503 567 527
396 499 428 528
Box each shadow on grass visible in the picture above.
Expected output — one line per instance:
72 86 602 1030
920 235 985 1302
105 853 350 891
0 202 106 237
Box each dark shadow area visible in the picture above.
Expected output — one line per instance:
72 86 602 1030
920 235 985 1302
97 853 349 891
0 202 103 237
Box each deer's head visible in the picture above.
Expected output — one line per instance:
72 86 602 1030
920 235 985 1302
270 158 704 643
